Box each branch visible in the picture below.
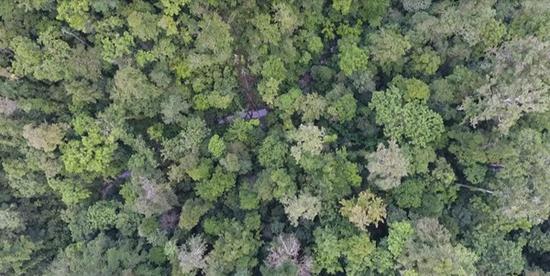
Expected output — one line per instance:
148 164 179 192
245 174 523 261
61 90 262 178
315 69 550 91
61 27 91 47
457 183 496 195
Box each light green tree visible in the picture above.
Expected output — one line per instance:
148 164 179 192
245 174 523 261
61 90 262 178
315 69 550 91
367 140 409 191
340 190 387 230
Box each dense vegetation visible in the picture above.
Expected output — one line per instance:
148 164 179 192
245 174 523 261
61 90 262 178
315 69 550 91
1 0 549 275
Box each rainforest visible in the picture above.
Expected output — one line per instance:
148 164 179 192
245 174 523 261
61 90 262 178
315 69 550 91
1 0 549 275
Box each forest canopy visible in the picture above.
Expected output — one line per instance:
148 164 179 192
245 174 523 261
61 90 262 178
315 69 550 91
1 0 550 275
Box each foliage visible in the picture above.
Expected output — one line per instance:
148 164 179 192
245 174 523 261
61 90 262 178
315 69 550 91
343 234 376 275
462 37 550 133
288 124 327 162
204 220 261 274
367 28 411 73
338 38 369 76
263 234 312 276
367 140 409 191
258 133 288 169
340 190 387 230
177 235 208 275
46 233 162 275
387 221 414 257
397 218 479 275
313 228 343 274
402 0 431 12
471 232 526 275
133 176 178 217
61 115 118 176
282 193 321 227
195 166 236 202
207 134 225 159
370 86 445 146
0 1 547 275
178 199 212 231
86 201 118 230
112 66 162 118
22 123 66 152
56 0 90 31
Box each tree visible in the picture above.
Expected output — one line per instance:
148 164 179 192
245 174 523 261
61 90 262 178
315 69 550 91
396 218 479 275
430 66 483 122
160 0 189 16
401 0 431 12
340 190 387 230
99 31 135 63
127 11 160 41
410 48 441 76
177 236 208 275
1 1 549 275
508 0 550 40
0 236 37 275
86 201 118 231
225 119 260 145
288 124 327 162
112 66 162 118
370 86 444 146
299 93 326 123
275 88 302 125
338 37 368 76
33 28 73 81
274 3 301 34
46 233 162 275
264 234 312 276
367 29 411 73
325 85 357 122
56 0 90 32
133 176 178 217
9 36 41 78
528 226 550 256
178 198 212 231
343 234 376 275
462 37 550 133
64 80 102 108
0 209 24 231
332 0 352 15
390 76 430 103
195 166 236 202
0 97 17 116
10 28 85 82
301 149 362 201
255 169 296 202
161 117 209 178
258 56 287 105
366 140 409 191
22 123 66 152
189 13 234 68
392 178 425 209
313 228 344 274
281 193 321 226
387 221 414 258
61 115 118 177
409 0 505 56
204 220 261 275
471 232 526 275
207 134 225 158
47 177 91 205
487 128 550 224
258 133 289 169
